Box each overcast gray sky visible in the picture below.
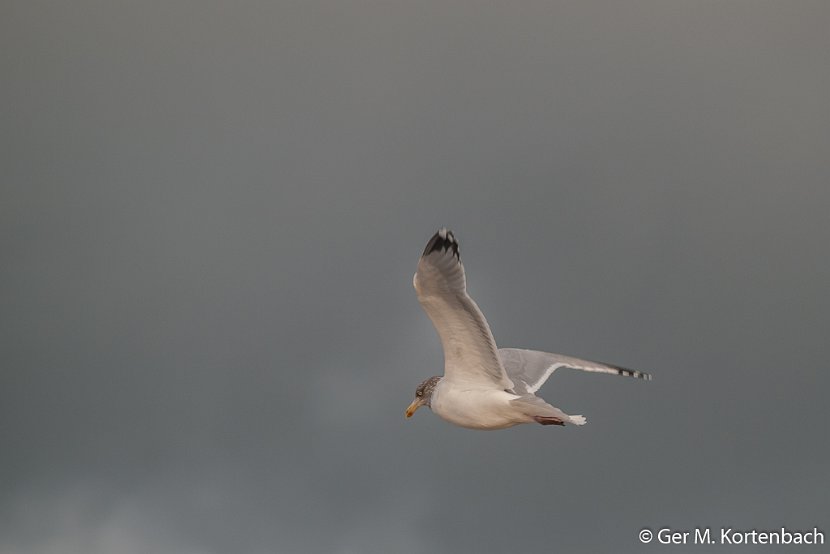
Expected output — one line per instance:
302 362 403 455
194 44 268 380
2 1 829 553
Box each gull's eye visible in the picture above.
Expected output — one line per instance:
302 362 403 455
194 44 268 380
416 391 423 397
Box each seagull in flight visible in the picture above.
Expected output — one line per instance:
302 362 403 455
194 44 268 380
405 228 651 429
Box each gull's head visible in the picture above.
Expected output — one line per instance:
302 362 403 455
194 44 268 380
405 376 441 418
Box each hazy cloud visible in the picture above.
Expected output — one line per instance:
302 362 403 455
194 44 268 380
2 1 829 552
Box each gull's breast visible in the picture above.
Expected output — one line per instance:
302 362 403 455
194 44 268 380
430 382 526 430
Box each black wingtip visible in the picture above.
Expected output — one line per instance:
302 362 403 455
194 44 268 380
610 364 652 381
422 228 460 260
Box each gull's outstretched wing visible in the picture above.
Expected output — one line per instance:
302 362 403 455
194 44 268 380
498 348 651 395
414 229 513 390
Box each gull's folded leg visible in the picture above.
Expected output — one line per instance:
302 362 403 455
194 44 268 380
533 415 565 426
511 395 587 426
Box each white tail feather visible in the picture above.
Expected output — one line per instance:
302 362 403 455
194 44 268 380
568 415 587 426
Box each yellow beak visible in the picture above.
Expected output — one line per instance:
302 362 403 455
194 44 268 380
405 398 423 418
